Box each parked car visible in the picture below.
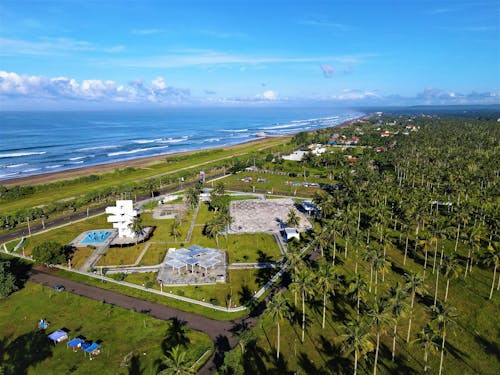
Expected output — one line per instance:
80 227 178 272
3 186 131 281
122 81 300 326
52 285 65 292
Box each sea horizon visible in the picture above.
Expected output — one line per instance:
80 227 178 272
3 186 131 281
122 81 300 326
0 107 364 182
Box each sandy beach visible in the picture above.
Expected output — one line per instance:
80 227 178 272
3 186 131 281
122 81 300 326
1 136 280 187
1 117 361 188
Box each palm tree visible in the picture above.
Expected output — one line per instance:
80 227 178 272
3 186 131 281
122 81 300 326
267 291 289 359
340 317 374 375
431 301 457 375
369 298 391 375
373 250 391 298
129 216 144 245
387 282 409 361
158 345 194 375
287 208 300 228
170 218 182 242
317 260 338 329
185 187 199 209
442 253 461 302
481 244 499 299
204 217 224 246
405 272 426 342
348 274 368 316
411 324 440 373
293 268 315 343
362 246 377 293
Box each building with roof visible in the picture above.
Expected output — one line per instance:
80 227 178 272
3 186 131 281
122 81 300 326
157 245 226 285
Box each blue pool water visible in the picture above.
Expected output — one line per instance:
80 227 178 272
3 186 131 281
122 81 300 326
81 230 112 244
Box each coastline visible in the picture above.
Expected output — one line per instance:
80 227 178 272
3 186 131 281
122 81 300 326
1 136 280 187
1 116 363 188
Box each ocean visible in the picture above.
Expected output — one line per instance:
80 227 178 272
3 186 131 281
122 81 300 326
0 107 363 181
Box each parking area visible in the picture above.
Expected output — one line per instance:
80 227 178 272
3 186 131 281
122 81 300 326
228 198 312 234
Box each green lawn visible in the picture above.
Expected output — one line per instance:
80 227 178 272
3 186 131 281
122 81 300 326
96 244 146 267
123 269 272 308
0 137 287 217
0 282 213 375
231 233 500 375
224 171 330 196
14 214 109 256
139 244 168 266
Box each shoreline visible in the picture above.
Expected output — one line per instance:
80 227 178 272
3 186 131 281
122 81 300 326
1 136 280 187
2 117 363 187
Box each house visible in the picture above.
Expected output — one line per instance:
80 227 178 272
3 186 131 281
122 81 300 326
380 131 394 137
283 150 307 161
301 201 319 216
283 228 300 241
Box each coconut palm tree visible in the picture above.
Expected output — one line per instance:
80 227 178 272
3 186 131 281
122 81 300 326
169 218 182 242
129 215 144 245
267 291 289 360
293 268 315 343
431 301 457 375
411 324 440 373
442 253 461 302
387 282 409 361
369 298 391 375
362 245 377 293
158 345 194 375
204 217 224 246
340 317 374 375
348 273 368 316
185 187 199 209
405 272 426 342
287 208 300 228
317 260 339 329
481 244 499 299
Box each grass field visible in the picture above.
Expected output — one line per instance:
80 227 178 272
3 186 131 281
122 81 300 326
224 171 330 196
0 282 213 375
0 137 287 217
123 268 274 308
11 214 109 256
234 234 500 375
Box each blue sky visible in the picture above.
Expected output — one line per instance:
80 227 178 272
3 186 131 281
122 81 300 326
0 0 499 108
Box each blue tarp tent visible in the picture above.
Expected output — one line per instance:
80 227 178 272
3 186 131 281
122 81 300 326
84 342 100 353
47 330 68 344
67 338 84 350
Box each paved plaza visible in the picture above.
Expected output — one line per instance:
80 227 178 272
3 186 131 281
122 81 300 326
229 198 312 234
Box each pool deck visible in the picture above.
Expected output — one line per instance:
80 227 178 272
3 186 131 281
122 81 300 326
69 229 118 249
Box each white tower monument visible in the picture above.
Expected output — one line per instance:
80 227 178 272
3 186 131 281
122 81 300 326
106 200 138 238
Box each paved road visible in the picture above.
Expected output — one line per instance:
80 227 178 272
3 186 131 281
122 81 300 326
29 267 253 375
0 174 226 244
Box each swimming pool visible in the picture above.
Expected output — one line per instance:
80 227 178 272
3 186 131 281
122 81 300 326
81 230 113 245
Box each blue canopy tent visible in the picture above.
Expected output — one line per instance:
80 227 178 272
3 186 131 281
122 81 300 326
67 338 84 351
47 329 68 344
83 342 101 359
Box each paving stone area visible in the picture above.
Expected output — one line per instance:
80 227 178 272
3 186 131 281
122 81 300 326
229 198 312 234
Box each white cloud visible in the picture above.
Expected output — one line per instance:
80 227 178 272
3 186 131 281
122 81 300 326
105 50 371 69
131 28 163 35
256 90 278 101
0 71 189 103
0 37 125 56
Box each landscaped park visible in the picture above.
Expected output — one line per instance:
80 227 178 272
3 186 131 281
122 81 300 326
1 112 499 374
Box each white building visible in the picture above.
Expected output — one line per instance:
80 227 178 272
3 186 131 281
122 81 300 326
283 228 300 241
106 200 138 238
283 150 307 161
